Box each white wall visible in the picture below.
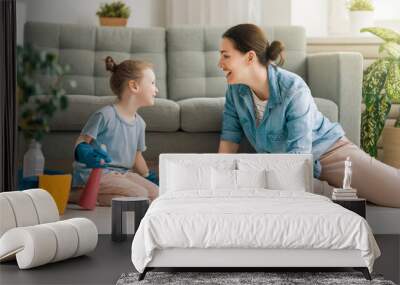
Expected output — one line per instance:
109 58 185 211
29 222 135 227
165 0 294 27
373 0 400 20
260 0 292 26
17 0 336 45
165 0 264 27
291 0 328 37
16 0 166 44
19 0 165 26
165 0 327 36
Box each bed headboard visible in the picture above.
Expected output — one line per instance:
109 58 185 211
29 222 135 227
159 153 314 195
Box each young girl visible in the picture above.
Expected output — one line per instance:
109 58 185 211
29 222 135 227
218 23 400 208
70 56 159 206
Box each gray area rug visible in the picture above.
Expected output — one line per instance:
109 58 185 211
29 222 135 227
116 271 396 285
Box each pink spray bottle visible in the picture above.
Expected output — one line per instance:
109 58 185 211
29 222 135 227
79 144 107 210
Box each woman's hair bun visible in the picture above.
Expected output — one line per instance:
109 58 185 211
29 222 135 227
266 40 285 65
105 56 117 73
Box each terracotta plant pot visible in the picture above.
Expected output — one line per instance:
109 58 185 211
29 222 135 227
99 17 128 27
383 127 400 168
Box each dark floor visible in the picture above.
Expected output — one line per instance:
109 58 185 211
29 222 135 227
0 235 133 285
1 235 398 285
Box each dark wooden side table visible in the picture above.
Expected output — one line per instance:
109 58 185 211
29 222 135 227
111 197 149 242
332 198 366 218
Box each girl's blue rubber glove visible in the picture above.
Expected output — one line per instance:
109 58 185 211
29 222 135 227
75 142 112 168
145 170 159 185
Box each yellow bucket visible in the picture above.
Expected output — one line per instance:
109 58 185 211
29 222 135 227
39 174 72 215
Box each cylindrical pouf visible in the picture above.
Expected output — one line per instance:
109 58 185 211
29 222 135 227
0 226 57 269
42 221 79 262
63 218 98 257
0 196 17 237
0 192 39 227
0 218 97 269
24 189 59 223
0 189 58 238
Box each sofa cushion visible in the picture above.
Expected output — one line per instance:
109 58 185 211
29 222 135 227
49 96 179 132
179 97 337 133
314 98 338 122
167 26 306 101
179 97 225 132
49 95 114 131
138 99 180 132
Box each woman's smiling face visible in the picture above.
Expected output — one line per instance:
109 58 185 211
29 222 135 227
218 37 249 84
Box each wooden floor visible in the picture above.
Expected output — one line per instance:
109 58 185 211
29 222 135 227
0 235 133 285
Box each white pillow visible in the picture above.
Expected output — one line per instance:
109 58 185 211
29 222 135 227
211 168 237 190
167 162 211 191
211 169 267 190
237 158 309 191
266 163 307 191
166 159 236 192
236 169 267 188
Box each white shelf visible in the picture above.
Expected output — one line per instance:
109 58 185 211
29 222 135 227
307 36 382 45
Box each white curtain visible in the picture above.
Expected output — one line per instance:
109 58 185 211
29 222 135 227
327 0 350 35
166 0 262 26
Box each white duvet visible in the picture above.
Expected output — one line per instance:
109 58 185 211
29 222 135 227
131 190 380 273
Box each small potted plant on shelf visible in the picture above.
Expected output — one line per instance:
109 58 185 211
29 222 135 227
17 44 71 178
360 27 400 167
96 1 131 27
347 0 374 36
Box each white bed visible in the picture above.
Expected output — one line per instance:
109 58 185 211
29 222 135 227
131 154 380 280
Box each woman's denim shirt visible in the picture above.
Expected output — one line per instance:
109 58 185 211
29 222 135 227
220 64 345 178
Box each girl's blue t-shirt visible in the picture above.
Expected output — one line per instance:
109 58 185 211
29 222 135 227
72 104 146 187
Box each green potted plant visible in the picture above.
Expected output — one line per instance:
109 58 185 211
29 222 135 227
347 0 374 36
17 44 71 177
96 1 131 27
360 27 400 167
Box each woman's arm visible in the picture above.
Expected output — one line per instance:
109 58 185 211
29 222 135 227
219 86 243 151
133 151 150 177
218 140 239 153
285 89 313 154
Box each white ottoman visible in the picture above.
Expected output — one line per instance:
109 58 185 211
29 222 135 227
0 189 98 269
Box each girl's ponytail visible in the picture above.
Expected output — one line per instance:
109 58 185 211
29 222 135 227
105 56 117 73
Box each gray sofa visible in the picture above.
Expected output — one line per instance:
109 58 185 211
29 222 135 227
19 22 363 173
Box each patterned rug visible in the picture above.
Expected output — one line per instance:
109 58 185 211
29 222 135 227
116 271 396 285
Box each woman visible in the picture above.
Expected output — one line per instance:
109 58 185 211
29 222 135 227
218 23 400 208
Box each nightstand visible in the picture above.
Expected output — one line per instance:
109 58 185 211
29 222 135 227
332 198 366 218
